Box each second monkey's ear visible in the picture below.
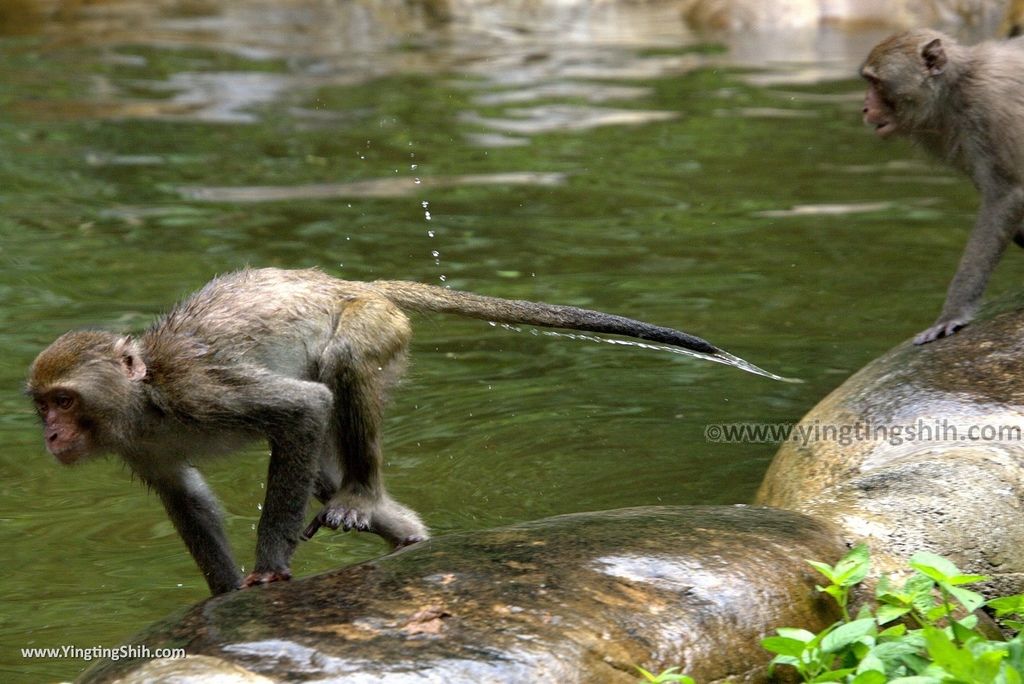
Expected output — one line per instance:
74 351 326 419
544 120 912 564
115 336 147 381
921 38 947 75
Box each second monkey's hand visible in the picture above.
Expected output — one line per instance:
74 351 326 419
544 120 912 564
913 316 971 345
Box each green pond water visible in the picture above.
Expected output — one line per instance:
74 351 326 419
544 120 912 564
0 3 1013 681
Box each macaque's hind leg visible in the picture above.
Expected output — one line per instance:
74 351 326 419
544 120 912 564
312 439 341 505
303 298 429 548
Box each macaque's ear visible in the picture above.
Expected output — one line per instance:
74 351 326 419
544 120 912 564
114 336 147 381
922 38 947 75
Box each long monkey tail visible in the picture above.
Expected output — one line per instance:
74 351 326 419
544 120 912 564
367 280 722 356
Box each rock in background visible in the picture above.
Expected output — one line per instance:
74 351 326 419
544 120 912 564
757 302 1024 596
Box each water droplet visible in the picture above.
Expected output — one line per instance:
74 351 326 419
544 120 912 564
424 211 432 221
431 250 439 258
411 164 418 170
421 201 429 208
439 275 447 282
414 178 421 184
427 230 435 237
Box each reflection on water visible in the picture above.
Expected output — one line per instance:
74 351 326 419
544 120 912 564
1 2 1014 682
179 172 567 201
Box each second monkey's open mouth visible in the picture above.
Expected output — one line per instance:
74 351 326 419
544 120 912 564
874 121 896 137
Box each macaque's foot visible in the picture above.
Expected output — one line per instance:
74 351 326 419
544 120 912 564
240 569 292 588
302 501 371 540
913 317 971 345
302 492 429 548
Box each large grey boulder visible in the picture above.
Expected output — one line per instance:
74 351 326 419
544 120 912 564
82 506 845 683
757 304 1024 595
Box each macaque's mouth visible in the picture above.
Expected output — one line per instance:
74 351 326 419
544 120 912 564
50 446 83 465
873 121 896 137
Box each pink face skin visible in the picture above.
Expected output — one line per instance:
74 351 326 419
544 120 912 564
863 82 897 138
35 392 91 464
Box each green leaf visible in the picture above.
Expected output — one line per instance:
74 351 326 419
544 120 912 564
910 552 962 581
821 584 845 604
810 668 856 682
989 595 1024 617
769 654 800 668
809 560 839 583
947 585 986 613
855 651 886 674
923 626 974 671
944 573 989 586
776 627 818 642
636 666 658 682
832 544 872 585
822 618 877 653
851 670 888 683
879 623 908 638
877 604 912 625
762 636 810 657
634 666 695 683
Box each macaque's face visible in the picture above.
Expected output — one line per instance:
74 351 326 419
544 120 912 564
859 31 949 140
31 389 94 464
861 70 899 138
26 330 141 465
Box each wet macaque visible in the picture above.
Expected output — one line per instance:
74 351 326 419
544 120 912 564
27 268 760 594
861 30 1024 344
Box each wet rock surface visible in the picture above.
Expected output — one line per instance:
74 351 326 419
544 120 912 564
83 506 845 683
757 303 1024 594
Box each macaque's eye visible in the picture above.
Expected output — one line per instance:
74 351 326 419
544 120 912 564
55 394 75 410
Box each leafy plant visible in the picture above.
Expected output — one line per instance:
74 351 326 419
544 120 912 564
762 546 1024 683
635 666 695 683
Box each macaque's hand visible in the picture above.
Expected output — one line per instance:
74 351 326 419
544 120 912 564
240 569 292 588
913 316 971 345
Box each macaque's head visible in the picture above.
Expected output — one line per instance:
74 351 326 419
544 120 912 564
26 331 147 464
860 30 954 138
